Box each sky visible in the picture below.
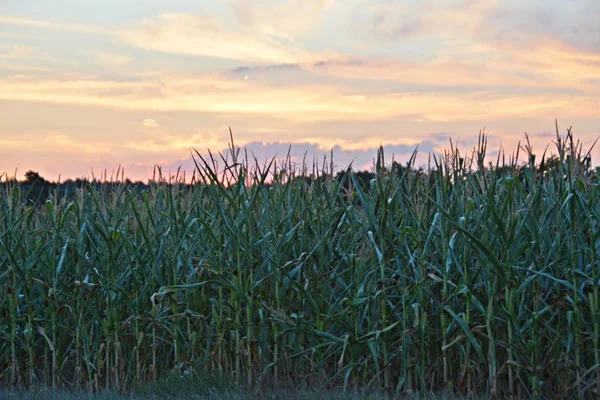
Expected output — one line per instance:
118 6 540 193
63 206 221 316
0 0 599 182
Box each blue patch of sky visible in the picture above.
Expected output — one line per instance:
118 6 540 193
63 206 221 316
298 2 447 63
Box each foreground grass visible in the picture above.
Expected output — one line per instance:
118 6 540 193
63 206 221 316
1 390 467 400
2 374 481 399
1 128 599 398
1 390 470 400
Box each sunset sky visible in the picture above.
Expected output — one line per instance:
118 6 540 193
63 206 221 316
1 0 599 181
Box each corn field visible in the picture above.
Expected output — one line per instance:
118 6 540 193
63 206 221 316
1 129 600 398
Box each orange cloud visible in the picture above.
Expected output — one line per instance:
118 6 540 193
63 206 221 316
0 131 112 154
142 118 159 128
306 58 555 89
0 75 596 124
45 132 113 153
489 40 600 83
125 131 227 153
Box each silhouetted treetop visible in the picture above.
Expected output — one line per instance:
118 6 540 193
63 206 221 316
24 170 46 185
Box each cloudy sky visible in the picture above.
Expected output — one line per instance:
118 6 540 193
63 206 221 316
1 0 599 181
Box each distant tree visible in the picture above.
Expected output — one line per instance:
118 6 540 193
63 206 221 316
24 170 46 185
22 170 52 202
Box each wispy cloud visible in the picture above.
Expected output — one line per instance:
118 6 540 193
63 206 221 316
4 9 596 92
119 13 325 64
230 0 336 35
0 32 37 39
344 0 599 91
356 0 489 41
142 118 159 128
91 51 132 67
476 3 600 54
0 16 110 35
0 45 37 60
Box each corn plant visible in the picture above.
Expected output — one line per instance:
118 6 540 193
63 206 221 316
1 126 599 398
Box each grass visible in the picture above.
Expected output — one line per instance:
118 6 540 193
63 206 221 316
2 372 483 399
1 125 599 398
